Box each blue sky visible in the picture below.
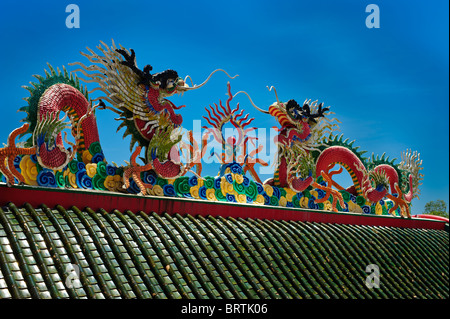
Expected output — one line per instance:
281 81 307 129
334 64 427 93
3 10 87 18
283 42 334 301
0 0 448 215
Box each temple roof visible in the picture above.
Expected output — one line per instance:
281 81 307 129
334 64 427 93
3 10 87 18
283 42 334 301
0 187 448 299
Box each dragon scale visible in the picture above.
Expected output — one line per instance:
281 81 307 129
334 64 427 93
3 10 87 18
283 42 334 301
315 146 387 203
36 83 100 169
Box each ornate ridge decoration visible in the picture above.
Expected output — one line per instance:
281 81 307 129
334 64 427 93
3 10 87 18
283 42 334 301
0 40 424 218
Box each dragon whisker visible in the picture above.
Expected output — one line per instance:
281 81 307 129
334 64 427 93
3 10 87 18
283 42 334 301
182 69 238 91
232 90 270 114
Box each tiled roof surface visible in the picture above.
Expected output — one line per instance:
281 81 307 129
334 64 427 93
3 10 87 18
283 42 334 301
0 202 448 299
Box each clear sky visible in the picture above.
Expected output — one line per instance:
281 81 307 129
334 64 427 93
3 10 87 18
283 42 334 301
0 0 448 215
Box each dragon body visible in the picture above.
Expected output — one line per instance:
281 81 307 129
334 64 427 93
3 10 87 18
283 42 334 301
0 40 232 194
312 138 422 217
241 88 423 217
69 40 193 182
262 96 338 193
34 83 100 170
315 145 388 203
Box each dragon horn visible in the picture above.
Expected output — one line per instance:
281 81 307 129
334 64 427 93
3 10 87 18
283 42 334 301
266 86 280 104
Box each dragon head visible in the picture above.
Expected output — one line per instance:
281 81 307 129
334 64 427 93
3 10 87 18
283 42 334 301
279 99 329 128
71 40 239 157
235 87 338 150
115 47 237 100
150 69 189 98
269 98 331 148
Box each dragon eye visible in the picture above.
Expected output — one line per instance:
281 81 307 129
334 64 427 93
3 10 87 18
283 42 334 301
166 79 176 89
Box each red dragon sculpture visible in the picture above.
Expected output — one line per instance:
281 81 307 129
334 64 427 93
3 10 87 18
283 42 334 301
239 87 423 218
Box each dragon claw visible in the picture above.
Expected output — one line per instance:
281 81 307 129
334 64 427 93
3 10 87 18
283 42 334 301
386 194 410 218
385 183 411 218
312 172 346 212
